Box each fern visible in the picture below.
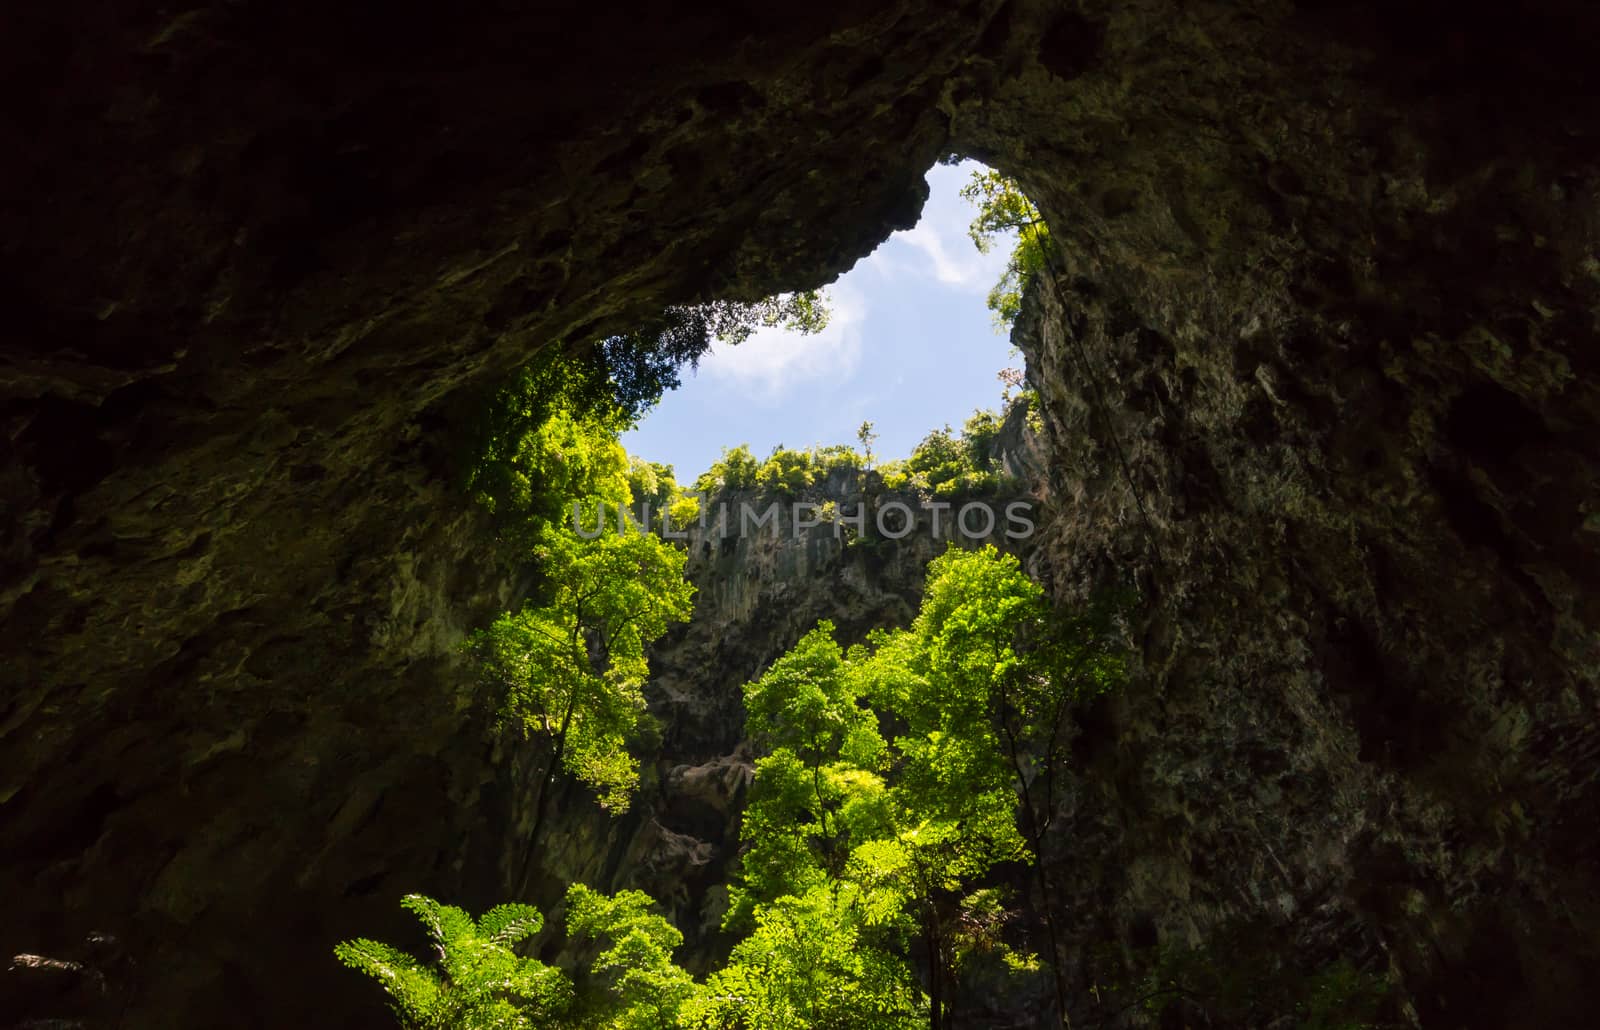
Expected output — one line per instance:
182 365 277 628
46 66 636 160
477 903 544 948
334 894 572 1030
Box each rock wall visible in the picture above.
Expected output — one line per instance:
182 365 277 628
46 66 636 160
0 3 1002 1025
3 0 1598 1026
955 2 1600 1025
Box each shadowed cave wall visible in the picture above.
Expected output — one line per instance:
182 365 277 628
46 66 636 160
2 1 1597 1026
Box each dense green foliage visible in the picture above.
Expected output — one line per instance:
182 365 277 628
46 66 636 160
467 293 827 530
625 457 704 532
693 442 863 495
566 884 697 1029
344 547 1129 1029
688 403 1021 502
693 444 761 492
466 354 635 534
469 529 693 814
713 545 1122 1028
877 408 1013 496
336 887 698 1030
626 457 678 519
684 886 925 1030
960 169 1048 328
338 888 1390 1030
462 319 707 878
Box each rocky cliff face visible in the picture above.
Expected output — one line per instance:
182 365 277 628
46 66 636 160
3 0 1597 1027
961 4 1600 1024
527 412 1046 974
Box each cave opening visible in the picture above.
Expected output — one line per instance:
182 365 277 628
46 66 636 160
619 157 1027 489
4 1 1598 1027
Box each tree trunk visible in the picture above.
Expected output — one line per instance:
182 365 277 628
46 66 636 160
1006 737 1072 1027
513 689 579 898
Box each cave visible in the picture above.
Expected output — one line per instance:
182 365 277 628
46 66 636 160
3 1 1598 1027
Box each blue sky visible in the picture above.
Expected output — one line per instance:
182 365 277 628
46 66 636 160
622 160 1019 481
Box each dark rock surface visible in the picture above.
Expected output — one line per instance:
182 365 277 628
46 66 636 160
1 3 995 1025
2 0 1597 1026
957 4 1600 1024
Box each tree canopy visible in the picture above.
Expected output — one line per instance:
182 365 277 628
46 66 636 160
469 528 693 814
467 292 827 530
718 546 1097 1029
341 545 1140 1030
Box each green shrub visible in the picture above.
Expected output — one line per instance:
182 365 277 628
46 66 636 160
755 447 818 495
666 492 701 529
932 470 1006 497
812 443 862 474
694 444 760 492
961 409 1004 467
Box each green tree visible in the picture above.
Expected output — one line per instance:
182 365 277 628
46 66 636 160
683 885 924 1030
334 895 572 1030
626 457 669 516
728 623 890 924
566 884 696 1029
876 407 1017 498
904 425 966 492
466 292 828 529
628 458 699 533
694 444 761 492
959 409 1002 471
468 527 694 894
888 547 1041 1026
907 545 1124 1027
858 421 878 470
467 391 633 539
754 447 817 496
811 443 862 475
848 618 1029 1028
716 624 925 1028
960 169 1049 328
729 587 1060 1030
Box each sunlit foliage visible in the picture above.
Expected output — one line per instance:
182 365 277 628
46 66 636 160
468 293 827 530
720 546 1107 1026
682 886 924 1030
566 884 697 1029
334 895 571 1030
468 528 693 814
876 405 1016 496
960 169 1049 328
689 404 1027 502
343 546 1130 1030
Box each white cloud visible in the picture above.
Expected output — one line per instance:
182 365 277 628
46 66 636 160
897 222 985 288
864 162 1013 293
700 282 867 400
696 161 1011 401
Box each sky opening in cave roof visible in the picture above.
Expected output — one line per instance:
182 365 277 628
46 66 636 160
621 159 1021 481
